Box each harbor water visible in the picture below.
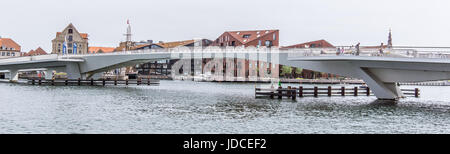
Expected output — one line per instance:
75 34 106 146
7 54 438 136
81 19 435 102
0 80 449 134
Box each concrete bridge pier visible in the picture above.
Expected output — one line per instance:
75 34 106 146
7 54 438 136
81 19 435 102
8 69 19 82
358 67 404 100
65 63 82 80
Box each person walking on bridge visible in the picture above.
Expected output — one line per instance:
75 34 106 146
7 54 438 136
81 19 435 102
355 43 360 56
379 43 384 56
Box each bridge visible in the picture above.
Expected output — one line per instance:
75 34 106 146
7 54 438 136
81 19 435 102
1 46 449 100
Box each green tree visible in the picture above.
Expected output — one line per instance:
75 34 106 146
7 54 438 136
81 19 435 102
294 68 303 78
281 65 292 77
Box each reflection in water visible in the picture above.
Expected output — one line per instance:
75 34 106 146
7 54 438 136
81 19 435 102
0 81 449 134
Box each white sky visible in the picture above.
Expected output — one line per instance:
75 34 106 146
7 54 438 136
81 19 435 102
1 0 450 53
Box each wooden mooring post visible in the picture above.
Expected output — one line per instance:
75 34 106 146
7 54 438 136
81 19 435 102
354 87 358 96
327 86 332 97
314 86 318 97
278 87 282 99
415 88 420 98
299 86 303 97
287 86 292 98
292 87 297 100
341 87 345 96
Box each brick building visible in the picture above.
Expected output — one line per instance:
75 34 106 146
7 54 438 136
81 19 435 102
211 30 279 47
0 38 21 58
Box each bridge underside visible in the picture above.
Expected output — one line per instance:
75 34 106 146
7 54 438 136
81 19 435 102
0 61 83 81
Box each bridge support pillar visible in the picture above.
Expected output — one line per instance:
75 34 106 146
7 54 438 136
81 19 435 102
9 69 19 82
358 68 404 100
65 63 82 80
44 69 56 80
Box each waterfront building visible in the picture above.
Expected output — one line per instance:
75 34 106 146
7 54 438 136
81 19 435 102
134 39 212 78
211 30 279 47
0 37 21 58
51 23 89 55
24 47 48 56
209 30 280 81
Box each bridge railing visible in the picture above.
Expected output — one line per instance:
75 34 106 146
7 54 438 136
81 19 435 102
1 46 450 65
47 46 450 60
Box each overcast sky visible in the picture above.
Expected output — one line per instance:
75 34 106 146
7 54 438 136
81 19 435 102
1 0 450 53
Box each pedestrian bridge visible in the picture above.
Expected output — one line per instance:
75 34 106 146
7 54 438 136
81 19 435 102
1 46 449 100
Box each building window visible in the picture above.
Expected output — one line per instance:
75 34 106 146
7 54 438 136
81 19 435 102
68 35 73 42
258 40 262 47
11 52 15 56
68 43 73 47
68 49 73 54
68 29 73 34
7 52 10 56
231 41 236 46
273 34 276 40
1 52 4 56
265 40 272 47
58 44 61 47
243 34 251 38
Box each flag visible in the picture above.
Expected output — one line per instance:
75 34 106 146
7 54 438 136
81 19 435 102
62 35 67 55
73 42 77 54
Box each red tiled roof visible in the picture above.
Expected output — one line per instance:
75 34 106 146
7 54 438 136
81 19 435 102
89 47 115 53
80 33 88 39
0 38 21 51
282 40 335 49
225 30 278 45
24 47 48 56
153 40 195 48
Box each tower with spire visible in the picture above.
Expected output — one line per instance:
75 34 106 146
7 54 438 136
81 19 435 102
387 28 393 48
124 19 133 51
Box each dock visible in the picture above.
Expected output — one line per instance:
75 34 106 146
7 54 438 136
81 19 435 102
27 78 159 86
255 86 420 100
